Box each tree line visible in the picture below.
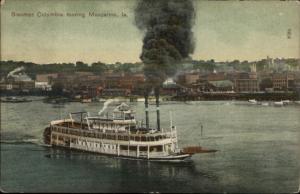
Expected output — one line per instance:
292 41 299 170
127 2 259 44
0 61 143 79
1 58 299 80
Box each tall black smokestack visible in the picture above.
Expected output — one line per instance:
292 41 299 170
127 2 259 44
144 88 150 129
154 87 160 130
135 0 195 130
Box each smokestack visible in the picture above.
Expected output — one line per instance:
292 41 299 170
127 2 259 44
155 87 160 130
144 89 150 129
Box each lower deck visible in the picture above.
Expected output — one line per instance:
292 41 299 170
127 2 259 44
50 130 178 159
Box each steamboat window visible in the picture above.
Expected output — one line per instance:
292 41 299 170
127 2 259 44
120 145 128 150
129 146 137 151
125 114 131 120
139 146 147 152
150 145 163 152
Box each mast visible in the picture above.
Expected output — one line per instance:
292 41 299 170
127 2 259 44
155 87 160 131
144 88 150 129
169 111 173 128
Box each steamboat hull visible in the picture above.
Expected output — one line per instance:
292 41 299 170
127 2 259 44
50 144 192 163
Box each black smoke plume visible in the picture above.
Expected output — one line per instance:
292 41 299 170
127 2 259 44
135 0 195 86
135 0 195 130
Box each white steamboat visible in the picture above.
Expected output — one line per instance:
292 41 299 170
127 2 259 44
44 102 216 162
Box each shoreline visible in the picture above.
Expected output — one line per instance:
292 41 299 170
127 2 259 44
0 93 299 102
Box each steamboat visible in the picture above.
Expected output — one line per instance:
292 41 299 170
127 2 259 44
44 95 216 162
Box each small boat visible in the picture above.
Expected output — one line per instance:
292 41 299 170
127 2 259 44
137 98 145 102
1 97 32 103
248 99 257 105
282 100 290 105
43 97 69 104
274 101 284 106
81 98 92 103
261 102 269 106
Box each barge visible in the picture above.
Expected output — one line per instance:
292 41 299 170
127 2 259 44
1 97 32 103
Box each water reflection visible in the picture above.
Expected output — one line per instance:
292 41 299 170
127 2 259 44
45 147 220 192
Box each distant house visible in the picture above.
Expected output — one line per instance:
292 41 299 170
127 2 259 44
3 72 35 92
161 78 180 95
203 72 227 81
192 72 234 92
272 73 294 91
119 74 145 90
234 72 259 92
77 85 103 98
208 80 234 91
176 73 200 85
191 80 213 92
101 88 131 96
35 73 58 91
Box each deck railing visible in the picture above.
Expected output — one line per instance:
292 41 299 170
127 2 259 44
51 125 177 142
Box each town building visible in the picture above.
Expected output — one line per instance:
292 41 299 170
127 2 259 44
234 72 259 92
35 73 58 91
176 73 200 86
272 72 294 91
101 88 131 96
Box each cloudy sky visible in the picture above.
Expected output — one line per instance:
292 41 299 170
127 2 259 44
1 0 299 64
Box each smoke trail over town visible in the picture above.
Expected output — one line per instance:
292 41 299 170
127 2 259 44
135 0 195 86
135 0 195 130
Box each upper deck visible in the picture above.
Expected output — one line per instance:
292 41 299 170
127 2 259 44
51 121 177 143
49 102 178 144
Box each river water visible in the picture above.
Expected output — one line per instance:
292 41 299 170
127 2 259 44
1 98 299 193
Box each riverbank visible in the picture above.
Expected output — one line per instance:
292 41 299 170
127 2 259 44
1 92 299 102
173 92 299 101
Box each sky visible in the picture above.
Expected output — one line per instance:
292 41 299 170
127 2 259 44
1 0 299 64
